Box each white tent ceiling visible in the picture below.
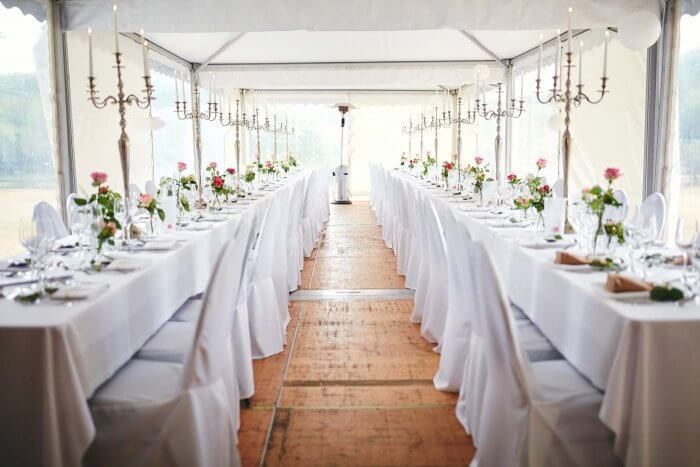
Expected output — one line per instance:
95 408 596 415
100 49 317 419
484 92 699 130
63 0 663 91
146 30 550 65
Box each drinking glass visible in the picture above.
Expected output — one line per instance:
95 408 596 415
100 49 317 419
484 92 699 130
638 215 658 280
19 219 55 293
676 218 699 286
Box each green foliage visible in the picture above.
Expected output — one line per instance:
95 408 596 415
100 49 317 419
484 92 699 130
650 285 684 302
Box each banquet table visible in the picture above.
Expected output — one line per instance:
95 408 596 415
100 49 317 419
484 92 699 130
394 170 700 467
0 176 301 467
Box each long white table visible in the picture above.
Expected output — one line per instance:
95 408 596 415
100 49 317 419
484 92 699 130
396 171 700 467
0 176 302 467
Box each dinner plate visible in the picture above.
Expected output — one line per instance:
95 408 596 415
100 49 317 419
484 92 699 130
594 283 650 301
550 263 592 272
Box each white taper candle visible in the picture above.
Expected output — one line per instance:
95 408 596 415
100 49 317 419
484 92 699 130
112 4 119 54
88 27 94 77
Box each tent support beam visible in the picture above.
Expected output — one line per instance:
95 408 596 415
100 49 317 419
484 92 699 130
195 33 246 71
248 88 454 93
122 33 192 68
458 30 507 69
206 59 496 69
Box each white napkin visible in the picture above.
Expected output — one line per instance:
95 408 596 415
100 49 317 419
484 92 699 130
105 257 150 272
518 238 575 249
183 223 212 231
460 205 494 212
130 240 179 251
486 219 532 228
51 283 109 300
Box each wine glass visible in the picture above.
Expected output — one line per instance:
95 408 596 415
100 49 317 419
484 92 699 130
676 218 699 286
637 215 658 280
19 219 55 293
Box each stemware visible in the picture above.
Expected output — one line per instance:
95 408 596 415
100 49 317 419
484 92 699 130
675 218 699 287
637 215 658 280
18 218 55 293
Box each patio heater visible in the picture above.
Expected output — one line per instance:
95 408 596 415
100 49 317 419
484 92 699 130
331 103 356 204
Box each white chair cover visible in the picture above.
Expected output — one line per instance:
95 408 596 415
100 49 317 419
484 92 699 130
551 179 564 197
246 195 286 358
271 183 293 337
381 171 395 248
403 181 421 290
287 176 307 292
603 189 629 223
33 201 68 239
417 197 449 344
145 180 157 196
411 189 432 324
638 192 666 240
463 242 619 467
434 209 474 392
87 217 257 467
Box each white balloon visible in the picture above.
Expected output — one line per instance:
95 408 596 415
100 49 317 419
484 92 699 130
473 64 491 81
617 10 661 50
548 112 564 131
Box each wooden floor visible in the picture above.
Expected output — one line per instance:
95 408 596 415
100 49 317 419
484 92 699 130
238 201 475 466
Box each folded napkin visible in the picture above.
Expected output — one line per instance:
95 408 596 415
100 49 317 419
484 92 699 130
131 240 179 251
183 223 212 231
471 211 510 219
486 219 531 228
519 238 575 250
460 205 493 212
105 257 150 272
554 251 591 265
51 282 109 300
604 273 653 293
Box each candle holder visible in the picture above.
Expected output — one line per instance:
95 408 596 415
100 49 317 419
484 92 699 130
216 97 248 192
401 118 420 164
283 118 295 163
87 51 154 244
475 82 525 182
428 105 452 166
452 95 478 191
535 10 610 197
174 76 220 205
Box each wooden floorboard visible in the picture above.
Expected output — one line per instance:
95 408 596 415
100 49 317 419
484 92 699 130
237 201 475 466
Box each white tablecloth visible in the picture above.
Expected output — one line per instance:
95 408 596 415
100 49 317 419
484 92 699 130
0 175 306 467
393 171 700 467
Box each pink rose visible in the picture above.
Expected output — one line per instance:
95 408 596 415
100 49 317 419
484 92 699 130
582 187 590 194
208 162 217 169
138 193 154 206
540 184 551 193
474 156 484 165
226 167 236 175
213 176 224 188
90 171 108 185
177 162 187 172
536 158 547 169
604 167 622 181
105 221 117 236
507 174 517 182
98 185 109 195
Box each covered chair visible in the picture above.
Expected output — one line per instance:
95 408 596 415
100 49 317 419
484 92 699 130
461 242 619 467
86 216 257 467
33 201 68 239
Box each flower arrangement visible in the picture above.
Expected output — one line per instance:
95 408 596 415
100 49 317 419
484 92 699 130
441 161 454 181
525 159 551 213
262 160 276 175
408 158 418 170
73 172 122 252
205 161 231 206
137 193 165 235
466 156 493 200
422 152 436 176
400 153 407 167
582 167 624 252
245 168 256 183
161 161 198 213
288 155 298 167
507 173 521 186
